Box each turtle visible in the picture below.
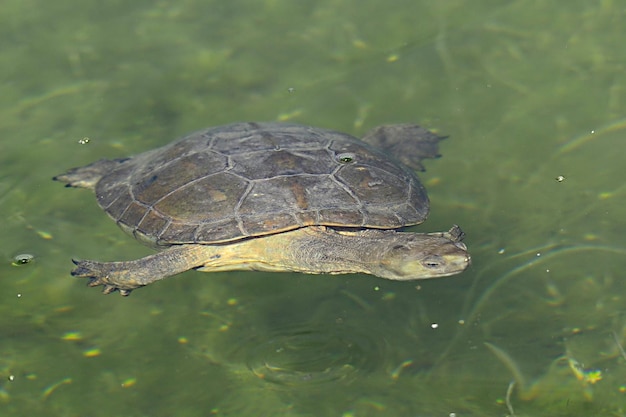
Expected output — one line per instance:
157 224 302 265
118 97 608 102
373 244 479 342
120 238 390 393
54 122 470 296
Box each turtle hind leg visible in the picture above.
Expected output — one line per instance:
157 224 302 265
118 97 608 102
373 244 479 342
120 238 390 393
361 124 445 172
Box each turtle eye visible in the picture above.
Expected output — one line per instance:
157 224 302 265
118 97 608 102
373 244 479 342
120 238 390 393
421 255 443 269
336 153 356 164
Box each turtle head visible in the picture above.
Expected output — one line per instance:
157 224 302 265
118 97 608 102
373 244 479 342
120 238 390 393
375 226 470 280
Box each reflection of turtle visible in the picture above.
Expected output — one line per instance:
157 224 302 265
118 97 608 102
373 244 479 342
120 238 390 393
54 122 470 296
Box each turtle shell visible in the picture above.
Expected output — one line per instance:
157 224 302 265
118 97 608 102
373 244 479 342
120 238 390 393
94 122 429 246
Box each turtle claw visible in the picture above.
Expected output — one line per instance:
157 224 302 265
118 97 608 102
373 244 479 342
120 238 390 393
102 284 118 295
87 278 103 287
71 259 136 296
71 259 108 280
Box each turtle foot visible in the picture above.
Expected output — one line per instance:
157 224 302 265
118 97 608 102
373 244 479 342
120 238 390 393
71 259 136 296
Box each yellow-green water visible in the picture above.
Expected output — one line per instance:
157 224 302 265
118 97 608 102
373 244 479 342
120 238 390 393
2 0 626 416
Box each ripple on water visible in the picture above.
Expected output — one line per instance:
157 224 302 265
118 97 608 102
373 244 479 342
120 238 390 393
231 322 388 388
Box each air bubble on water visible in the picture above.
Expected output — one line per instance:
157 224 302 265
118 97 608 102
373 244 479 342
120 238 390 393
12 253 34 266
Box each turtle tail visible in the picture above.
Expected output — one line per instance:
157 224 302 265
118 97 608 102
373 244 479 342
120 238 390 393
53 158 130 190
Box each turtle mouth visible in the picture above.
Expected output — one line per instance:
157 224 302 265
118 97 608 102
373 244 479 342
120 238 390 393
453 241 471 266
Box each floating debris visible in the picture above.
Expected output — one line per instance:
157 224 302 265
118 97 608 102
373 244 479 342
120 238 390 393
612 331 626 361
54 306 75 314
484 342 527 394
42 377 72 400
381 292 396 301
277 110 302 121
83 348 101 358
390 359 414 380
558 118 626 154
36 230 53 240
61 331 83 341
567 355 602 384
505 381 516 417
121 377 136 388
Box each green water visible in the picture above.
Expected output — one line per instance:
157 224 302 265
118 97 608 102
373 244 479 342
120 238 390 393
2 0 626 416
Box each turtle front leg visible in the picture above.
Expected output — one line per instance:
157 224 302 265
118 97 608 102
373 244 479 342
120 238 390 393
71 244 215 296
71 259 150 296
